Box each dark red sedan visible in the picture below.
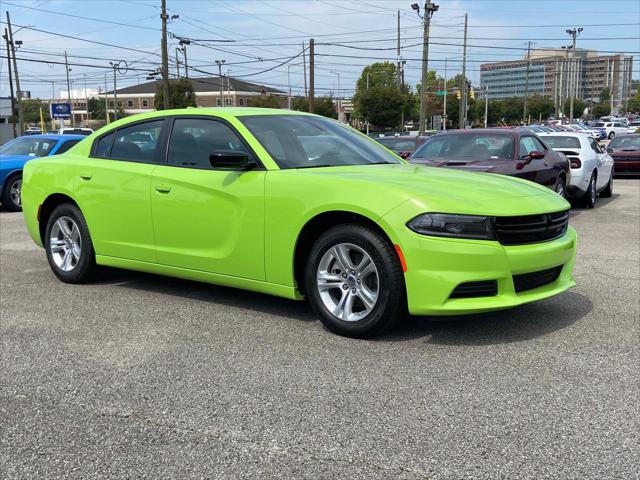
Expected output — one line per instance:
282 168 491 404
375 135 431 159
409 129 571 195
607 134 640 177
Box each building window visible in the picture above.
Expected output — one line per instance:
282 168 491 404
238 98 244 106
109 101 114 108
142 99 149 108
216 98 222 106
225 97 232 106
117 101 122 107
127 100 134 108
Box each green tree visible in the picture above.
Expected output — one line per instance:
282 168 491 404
358 85 404 128
155 79 197 110
501 97 525 123
247 95 281 108
527 94 555 121
626 91 640 114
22 99 51 124
562 98 586 118
353 62 401 121
591 102 610 118
87 97 124 121
291 96 338 119
599 87 610 102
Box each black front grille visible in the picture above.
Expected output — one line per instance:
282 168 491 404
494 210 569 246
513 266 562 293
450 280 498 299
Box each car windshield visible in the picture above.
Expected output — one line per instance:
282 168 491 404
240 114 402 168
412 133 515 160
609 136 640 150
376 137 417 150
0 137 56 157
593 122 606 127
542 136 582 149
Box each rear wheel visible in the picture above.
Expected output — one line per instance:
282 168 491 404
1 173 22 211
608 131 615 140
554 176 566 197
45 204 97 283
582 173 597 208
304 224 405 338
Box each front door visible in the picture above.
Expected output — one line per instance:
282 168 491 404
151 117 265 280
74 119 166 262
516 135 554 187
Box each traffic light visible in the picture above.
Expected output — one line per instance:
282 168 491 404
470 88 475 99
456 90 461 99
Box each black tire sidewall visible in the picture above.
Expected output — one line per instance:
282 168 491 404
1 174 22 211
555 176 566 197
304 224 405 338
45 204 96 283
583 174 596 208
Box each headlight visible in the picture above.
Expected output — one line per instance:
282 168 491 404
406 213 495 240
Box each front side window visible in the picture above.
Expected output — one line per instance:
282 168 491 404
588 138 601 154
240 114 402 169
168 118 250 169
413 134 515 160
519 137 544 158
0 137 56 157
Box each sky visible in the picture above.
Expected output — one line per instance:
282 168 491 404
1 0 638 100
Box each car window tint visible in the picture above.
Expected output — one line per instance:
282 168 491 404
542 136 581 149
519 137 541 158
0 137 56 156
94 132 115 158
111 120 164 162
588 138 601 153
168 118 249 168
413 134 514 160
54 140 81 155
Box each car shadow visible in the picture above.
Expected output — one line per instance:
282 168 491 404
100 268 591 344
381 291 592 345
99 267 317 323
568 193 620 217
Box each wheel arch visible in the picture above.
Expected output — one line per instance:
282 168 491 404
38 193 81 244
1 168 23 191
292 210 396 295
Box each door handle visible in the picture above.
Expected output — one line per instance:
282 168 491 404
79 172 92 180
154 184 171 193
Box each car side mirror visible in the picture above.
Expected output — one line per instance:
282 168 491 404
606 147 614 154
529 150 545 160
209 150 254 169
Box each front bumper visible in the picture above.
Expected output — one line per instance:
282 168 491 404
613 160 640 176
398 227 577 316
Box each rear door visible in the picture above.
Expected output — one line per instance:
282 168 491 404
73 119 167 262
150 116 265 280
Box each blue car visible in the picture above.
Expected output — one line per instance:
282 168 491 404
0 134 85 211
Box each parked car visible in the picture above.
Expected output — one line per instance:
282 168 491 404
625 121 640 134
55 127 94 136
410 128 571 196
591 121 628 139
567 124 598 139
607 134 640 176
24 127 43 135
375 135 431 158
0 134 85 211
20 109 577 338
538 132 613 208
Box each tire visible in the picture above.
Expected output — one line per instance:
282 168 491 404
304 224 406 338
582 173 597 208
45 203 97 283
608 131 615 140
554 175 566 197
1 173 22 211
600 170 613 198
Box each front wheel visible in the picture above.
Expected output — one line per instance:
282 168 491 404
45 204 97 283
554 176 566 197
304 224 406 338
608 131 615 140
1 173 22 211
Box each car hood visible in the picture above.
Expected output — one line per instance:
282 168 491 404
610 148 640 158
0 154 34 168
291 163 566 216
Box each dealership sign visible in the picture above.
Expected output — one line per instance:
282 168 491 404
50 103 72 119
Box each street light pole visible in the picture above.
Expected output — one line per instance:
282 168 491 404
287 65 292 109
413 1 439 135
566 27 583 122
160 0 170 109
215 60 226 107
64 51 74 126
6 12 24 135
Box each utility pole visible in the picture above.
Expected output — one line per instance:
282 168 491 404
84 73 89 122
160 0 170 109
3 28 17 138
175 48 180 79
104 74 109 124
302 41 308 98
287 65 292 109
397 10 401 88
566 27 583 122
110 62 118 121
459 13 468 129
227 69 232 106
610 62 615 115
415 1 439 135
6 12 24 135
484 86 489 128
443 58 447 131
215 60 225 107
366 72 370 135
523 41 531 121
181 41 189 78
64 51 74 126
309 38 315 113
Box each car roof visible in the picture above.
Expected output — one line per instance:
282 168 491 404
432 128 519 136
538 132 590 138
16 134 86 141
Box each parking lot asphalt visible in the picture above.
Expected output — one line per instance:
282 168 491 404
1 181 638 479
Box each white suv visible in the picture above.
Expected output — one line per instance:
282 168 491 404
591 121 628 140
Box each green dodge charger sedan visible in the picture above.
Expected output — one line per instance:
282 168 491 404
21 108 577 337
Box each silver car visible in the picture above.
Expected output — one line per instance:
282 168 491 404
539 132 614 208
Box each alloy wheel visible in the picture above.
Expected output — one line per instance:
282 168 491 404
9 178 21 207
49 216 82 272
316 243 379 322
590 176 597 203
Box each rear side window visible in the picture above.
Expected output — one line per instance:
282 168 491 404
93 132 115 158
54 140 81 155
93 120 164 162
167 118 250 169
